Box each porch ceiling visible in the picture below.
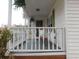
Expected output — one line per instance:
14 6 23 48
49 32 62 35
24 0 55 18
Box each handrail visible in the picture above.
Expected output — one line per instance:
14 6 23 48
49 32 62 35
10 26 65 29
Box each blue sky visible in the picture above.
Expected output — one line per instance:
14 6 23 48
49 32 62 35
0 0 28 27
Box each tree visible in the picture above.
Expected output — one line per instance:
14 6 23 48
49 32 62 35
0 27 12 59
14 0 26 8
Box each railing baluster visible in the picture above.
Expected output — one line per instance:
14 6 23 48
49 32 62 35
26 28 28 50
62 28 65 51
30 28 32 50
61 28 63 51
17 28 19 50
43 27 44 50
35 28 36 50
21 28 23 50
31 28 33 50
56 29 58 51
52 28 54 51
32 28 34 50
39 28 40 50
64 28 66 52
48 28 50 50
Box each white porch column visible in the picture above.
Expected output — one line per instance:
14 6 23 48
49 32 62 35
8 0 12 26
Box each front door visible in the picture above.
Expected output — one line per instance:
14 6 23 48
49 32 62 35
36 20 43 36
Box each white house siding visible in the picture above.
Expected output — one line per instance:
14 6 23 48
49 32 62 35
66 0 79 59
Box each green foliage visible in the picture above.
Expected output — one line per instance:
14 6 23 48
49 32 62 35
0 27 12 59
0 27 12 48
14 0 26 8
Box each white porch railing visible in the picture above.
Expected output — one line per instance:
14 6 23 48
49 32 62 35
9 27 65 52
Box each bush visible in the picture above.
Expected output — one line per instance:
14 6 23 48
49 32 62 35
0 27 12 59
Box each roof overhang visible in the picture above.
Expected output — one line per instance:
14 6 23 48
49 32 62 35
23 0 55 19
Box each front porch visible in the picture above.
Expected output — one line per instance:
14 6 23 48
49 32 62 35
7 0 66 57
6 0 79 58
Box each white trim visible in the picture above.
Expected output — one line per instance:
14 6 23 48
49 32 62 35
11 52 65 56
8 0 12 26
10 50 65 52
10 27 65 29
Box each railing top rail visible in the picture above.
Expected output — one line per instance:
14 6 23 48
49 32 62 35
10 27 65 29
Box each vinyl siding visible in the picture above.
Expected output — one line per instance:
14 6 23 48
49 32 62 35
66 0 79 59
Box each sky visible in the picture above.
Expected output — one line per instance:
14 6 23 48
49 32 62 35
0 0 28 27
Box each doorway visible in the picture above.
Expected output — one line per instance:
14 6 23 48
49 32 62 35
36 20 43 27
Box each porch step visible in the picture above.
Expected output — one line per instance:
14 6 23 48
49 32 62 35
9 55 66 59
